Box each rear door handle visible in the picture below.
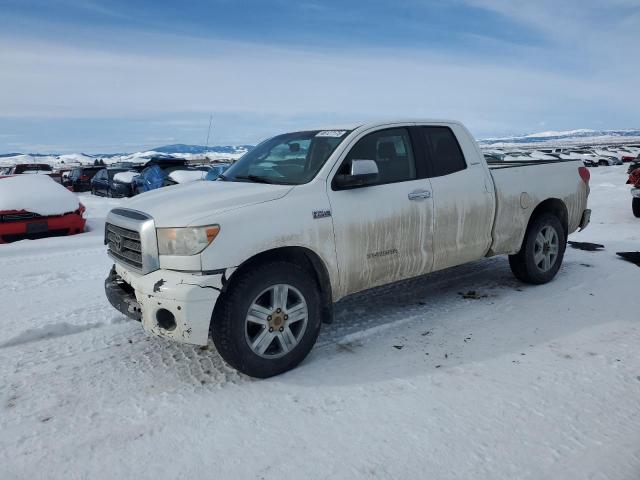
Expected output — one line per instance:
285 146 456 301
408 190 432 200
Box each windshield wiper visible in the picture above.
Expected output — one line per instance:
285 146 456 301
235 174 276 184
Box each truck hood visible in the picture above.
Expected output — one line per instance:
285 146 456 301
124 181 294 227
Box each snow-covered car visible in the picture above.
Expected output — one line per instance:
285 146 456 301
7 163 53 175
91 168 137 197
0 175 86 243
568 150 619 167
616 147 640 163
166 169 207 185
103 120 591 378
164 164 234 185
591 150 623 166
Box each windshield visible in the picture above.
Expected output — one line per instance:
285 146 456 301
222 130 351 185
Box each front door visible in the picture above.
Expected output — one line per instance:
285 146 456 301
328 127 434 297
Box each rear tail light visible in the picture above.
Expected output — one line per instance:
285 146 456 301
80 175 90 181
578 166 590 184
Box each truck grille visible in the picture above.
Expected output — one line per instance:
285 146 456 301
106 223 143 270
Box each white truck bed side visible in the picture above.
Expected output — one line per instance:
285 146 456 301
488 161 589 255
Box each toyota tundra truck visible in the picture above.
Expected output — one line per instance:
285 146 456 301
104 120 591 377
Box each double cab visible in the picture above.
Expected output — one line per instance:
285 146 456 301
104 120 591 377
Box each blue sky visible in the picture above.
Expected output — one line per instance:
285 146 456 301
1 0 639 153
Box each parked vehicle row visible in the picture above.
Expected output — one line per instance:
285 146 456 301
484 147 638 168
89 159 232 197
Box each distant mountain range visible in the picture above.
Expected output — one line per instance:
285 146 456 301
479 129 640 145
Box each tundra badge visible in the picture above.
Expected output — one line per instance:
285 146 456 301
312 210 332 219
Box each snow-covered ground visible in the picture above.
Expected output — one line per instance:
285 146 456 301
0 167 638 479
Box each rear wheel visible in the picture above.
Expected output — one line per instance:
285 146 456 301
509 213 566 284
633 198 640 218
211 261 322 378
598 160 608 166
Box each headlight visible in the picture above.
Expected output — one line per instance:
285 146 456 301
156 225 220 256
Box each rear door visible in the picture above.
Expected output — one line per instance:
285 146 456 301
418 125 495 271
328 126 434 297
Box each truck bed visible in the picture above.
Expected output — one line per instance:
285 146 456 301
487 159 588 255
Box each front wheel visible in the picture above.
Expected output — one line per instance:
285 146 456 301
633 197 640 218
509 213 566 284
211 261 322 378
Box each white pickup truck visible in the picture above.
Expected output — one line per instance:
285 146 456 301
104 120 591 377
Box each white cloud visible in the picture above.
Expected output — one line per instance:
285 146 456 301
1 29 638 138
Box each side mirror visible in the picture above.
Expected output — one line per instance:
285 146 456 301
334 159 379 189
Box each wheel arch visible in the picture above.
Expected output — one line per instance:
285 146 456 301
220 246 334 324
528 198 569 237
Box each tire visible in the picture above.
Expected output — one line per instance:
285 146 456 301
633 198 640 218
91 187 96 195
509 213 566 284
598 160 608 167
211 261 322 378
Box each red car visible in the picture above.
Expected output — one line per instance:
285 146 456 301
627 166 640 218
0 175 86 243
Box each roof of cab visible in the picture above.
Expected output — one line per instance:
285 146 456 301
310 119 463 132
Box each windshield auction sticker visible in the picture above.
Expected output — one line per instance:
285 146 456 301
316 130 348 138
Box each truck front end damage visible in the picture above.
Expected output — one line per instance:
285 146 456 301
103 208 224 346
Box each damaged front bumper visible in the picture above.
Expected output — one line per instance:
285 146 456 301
105 264 224 345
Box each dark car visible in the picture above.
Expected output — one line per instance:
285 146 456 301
63 166 103 192
90 168 137 197
6 163 64 183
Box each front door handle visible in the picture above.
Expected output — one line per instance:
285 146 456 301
408 190 432 201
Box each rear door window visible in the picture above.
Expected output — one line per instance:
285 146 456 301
422 127 467 177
